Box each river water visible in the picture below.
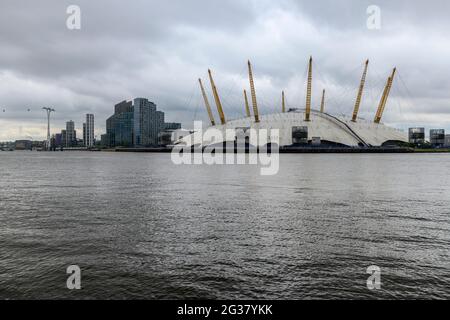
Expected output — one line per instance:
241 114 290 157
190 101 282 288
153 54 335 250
0 151 449 299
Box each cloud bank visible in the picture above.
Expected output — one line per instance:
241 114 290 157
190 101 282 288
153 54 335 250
1 0 449 140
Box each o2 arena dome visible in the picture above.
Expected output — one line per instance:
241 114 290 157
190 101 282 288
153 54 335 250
177 58 408 148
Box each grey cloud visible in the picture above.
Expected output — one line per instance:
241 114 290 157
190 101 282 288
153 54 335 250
0 0 450 140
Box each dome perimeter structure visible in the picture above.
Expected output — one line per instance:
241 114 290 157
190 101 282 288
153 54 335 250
179 58 408 148
178 109 407 148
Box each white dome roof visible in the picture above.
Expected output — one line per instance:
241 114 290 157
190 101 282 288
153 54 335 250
178 109 407 147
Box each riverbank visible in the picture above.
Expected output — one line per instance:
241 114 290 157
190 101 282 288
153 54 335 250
111 146 416 153
7 147 449 153
413 148 450 153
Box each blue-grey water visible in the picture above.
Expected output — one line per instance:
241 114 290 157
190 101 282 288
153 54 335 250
0 151 449 299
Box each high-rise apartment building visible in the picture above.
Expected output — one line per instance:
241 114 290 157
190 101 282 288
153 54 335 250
134 98 157 146
106 101 135 147
154 110 165 145
106 98 180 148
65 121 76 147
114 100 133 114
61 130 67 147
83 123 86 145
112 111 134 147
83 114 94 147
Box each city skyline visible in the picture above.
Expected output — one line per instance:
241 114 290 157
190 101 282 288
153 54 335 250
1 0 450 141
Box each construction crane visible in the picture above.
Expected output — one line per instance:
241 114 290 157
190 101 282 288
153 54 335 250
305 56 313 121
207 69 226 125
247 60 260 123
320 89 325 113
374 67 396 124
352 60 369 122
243 89 251 118
282 91 286 113
198 78 216 126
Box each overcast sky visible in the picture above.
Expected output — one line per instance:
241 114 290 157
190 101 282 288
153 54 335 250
1 0 449 140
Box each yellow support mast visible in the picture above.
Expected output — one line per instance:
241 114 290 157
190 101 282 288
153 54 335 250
208 69 226 125
248 60 260 123
320 89 325 113
282 91 286 113
305 56 313 121
352 59 369 122
374 78 390 123
198 78 216 126
374 68 396 124
243 89 251 118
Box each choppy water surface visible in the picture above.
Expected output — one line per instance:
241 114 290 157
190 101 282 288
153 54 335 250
0 151 449 299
